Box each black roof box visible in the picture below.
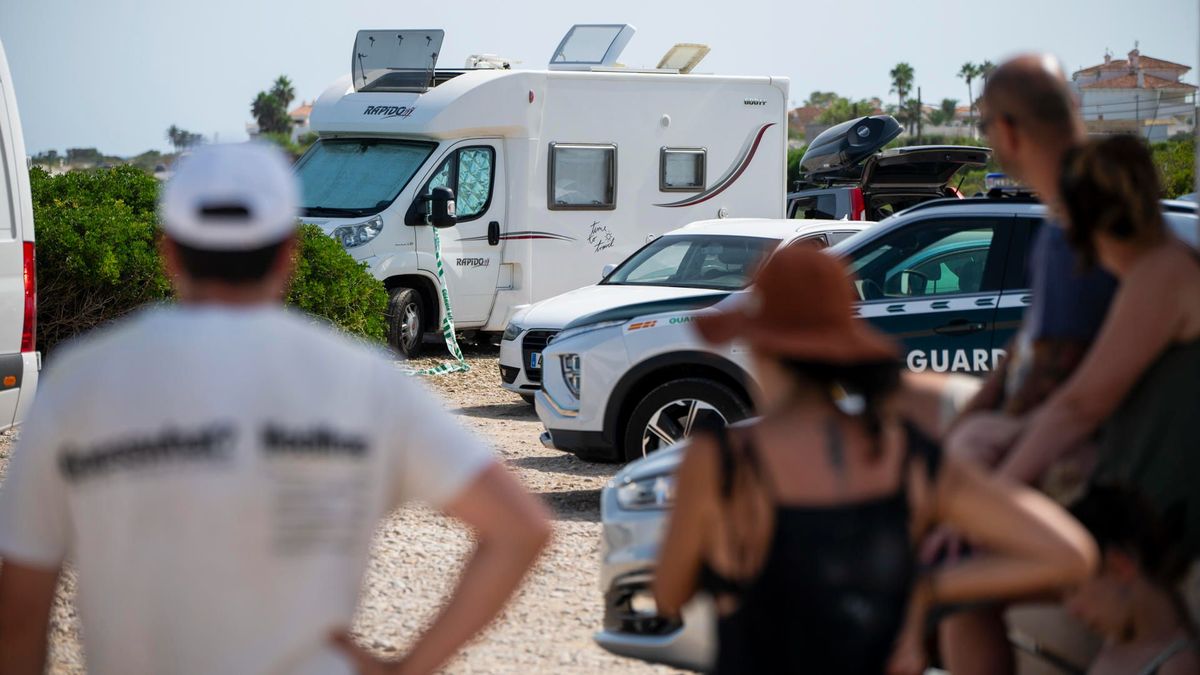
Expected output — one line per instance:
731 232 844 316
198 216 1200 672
799 115 902 179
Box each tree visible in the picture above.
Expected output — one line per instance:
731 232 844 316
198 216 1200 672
980 60 996 85
250 76 295 136
815 95 881 125
889 63 915 132
271 75 296 111
65 147 103 166
165 125 204 152
896 98 923 136
928 98 959 126
804 91 839 108
958 62 982 128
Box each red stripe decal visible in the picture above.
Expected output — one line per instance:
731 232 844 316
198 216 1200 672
655 123 775 208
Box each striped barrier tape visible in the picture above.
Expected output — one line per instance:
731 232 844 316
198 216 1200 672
402 226 470 376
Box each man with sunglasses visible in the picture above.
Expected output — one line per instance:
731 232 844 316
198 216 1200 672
926 55 1119 675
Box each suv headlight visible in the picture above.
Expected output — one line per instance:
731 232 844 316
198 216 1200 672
615 473 676 510
332 215 384 249
502 322 524 342
553 318 628 344
561 353 582 398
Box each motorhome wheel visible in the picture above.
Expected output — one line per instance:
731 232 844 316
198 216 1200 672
386 287 425 357
622 378 750 463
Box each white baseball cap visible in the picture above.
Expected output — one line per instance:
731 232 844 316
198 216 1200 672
161 142 299 251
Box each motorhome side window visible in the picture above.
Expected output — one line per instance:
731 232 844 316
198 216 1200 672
425 146 495 221
548 143 616 210
659 148 705 192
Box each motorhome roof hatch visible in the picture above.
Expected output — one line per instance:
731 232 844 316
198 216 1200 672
656 43 710 73
549 24 636 71
352 29 444 93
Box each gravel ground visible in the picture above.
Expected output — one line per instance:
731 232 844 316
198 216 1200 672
0 347 683 674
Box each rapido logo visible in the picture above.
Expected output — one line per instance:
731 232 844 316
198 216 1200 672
363 105 416 119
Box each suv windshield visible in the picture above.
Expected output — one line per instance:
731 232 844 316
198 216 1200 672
296 139 436 217
603 235 778 290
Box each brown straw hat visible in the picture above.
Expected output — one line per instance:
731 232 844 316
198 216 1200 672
694 246 898 363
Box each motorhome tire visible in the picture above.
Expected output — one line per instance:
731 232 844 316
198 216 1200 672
520 394 536 406
622 378 750 463
387 287 425 357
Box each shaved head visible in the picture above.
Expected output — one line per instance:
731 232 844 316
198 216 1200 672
980 54 1084 142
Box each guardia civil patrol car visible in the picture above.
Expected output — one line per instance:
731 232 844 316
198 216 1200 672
536 196 1200 463
499 219 866 403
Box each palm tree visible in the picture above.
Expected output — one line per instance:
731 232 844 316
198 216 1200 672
979 60 996 85
928 98 959 126
251 92 284 134
889 63 915 132
271 75 296 111
958 62 982 131
165 124 181 152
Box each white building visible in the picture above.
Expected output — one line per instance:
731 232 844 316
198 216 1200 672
1072 47 1197 141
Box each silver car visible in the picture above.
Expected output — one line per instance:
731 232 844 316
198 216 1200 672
597 439 714 670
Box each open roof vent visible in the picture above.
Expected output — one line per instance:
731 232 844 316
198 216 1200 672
352 29 444 92
548 24 636 71
656 43 710 73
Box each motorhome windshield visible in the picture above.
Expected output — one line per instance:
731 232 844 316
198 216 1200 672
296 139 436 217
603 235 778 290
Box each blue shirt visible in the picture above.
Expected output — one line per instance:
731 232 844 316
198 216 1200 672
1025 221 1117 341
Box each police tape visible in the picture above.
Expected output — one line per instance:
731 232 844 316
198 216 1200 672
401 227 470 377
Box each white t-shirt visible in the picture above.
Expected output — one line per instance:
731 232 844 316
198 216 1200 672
0 304 494 675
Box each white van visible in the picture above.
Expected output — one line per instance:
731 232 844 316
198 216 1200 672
0 39 38 431
296 25 789 355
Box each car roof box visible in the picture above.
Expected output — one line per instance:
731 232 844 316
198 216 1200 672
799 115 902 179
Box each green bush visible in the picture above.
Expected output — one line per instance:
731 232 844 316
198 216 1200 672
1151 136 1195 199
287 224 388 342
30 166 171 354
30 167 389 354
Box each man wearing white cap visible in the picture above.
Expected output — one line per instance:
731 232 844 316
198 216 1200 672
0 143 550 675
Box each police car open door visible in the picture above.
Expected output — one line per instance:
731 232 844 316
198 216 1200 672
849 215 1015 374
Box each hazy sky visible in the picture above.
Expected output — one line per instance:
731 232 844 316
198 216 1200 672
2 0 1196 156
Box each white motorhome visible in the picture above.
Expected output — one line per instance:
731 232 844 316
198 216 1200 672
0 38 38 431
297 25 789 355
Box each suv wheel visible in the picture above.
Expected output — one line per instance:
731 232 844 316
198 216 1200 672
622 378 750 462
386 287 424 357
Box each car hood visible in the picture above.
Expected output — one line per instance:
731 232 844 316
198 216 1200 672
618 440 687 482
519 285 727 330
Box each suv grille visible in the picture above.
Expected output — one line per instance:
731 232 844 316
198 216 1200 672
521 330 558 384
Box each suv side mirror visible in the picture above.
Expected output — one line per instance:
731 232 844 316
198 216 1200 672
601 263 616 279
428 187 457 228
898 269 930 296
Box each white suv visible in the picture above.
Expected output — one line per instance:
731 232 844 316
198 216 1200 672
0 39 38 431
499 219 866 406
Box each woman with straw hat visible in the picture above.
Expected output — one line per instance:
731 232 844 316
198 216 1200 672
652 246 1098 674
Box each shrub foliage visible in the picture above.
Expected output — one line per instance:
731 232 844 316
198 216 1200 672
286 224 388 342
30 166 171 354
30 167 388 354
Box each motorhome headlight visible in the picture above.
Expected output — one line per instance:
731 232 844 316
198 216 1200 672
502 322 524 342
332 215 384 249
615 473 677 511
561 353 582 398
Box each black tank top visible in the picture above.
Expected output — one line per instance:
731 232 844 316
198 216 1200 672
699 422 942 675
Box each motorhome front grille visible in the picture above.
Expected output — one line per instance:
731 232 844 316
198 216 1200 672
521 330 559 383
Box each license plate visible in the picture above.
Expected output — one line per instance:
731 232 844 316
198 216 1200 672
529 352 543 369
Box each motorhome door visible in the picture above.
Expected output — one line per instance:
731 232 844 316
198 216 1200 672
415 140 506 324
